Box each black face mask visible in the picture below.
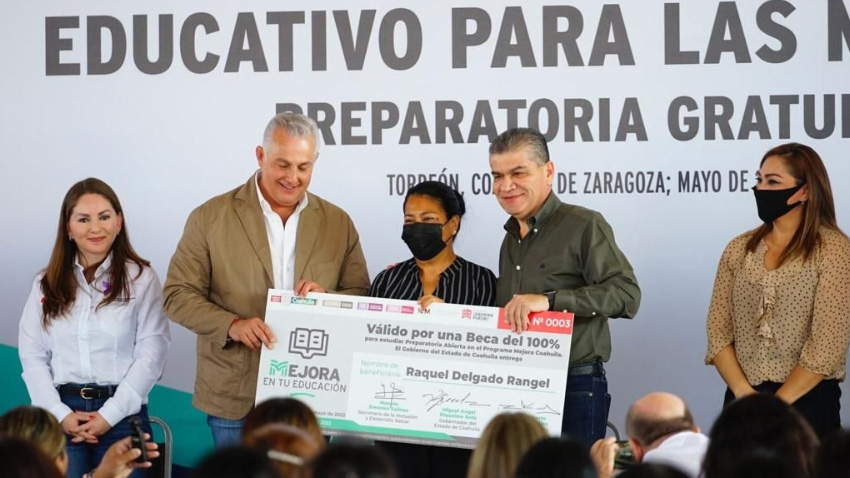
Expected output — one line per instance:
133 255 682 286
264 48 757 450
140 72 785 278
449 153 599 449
752 184 805 223
402 222 448 261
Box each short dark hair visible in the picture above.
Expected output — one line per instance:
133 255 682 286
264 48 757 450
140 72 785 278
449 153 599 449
194 446 282 478
814 428 850 478
309 440 396 478
703 394 818 478
730 451 802 478
488 128 550 165
404 181 466 233
625 404 695 447
619 463 689 478
514 437 596 478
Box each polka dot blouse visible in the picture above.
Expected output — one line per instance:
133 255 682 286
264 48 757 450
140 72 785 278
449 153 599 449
705 227 850 384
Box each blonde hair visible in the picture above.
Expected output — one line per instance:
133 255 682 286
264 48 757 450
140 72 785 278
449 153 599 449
0 406 66 462
467 413 548 478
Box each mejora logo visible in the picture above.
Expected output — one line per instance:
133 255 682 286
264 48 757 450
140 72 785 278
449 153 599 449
268 360 340 381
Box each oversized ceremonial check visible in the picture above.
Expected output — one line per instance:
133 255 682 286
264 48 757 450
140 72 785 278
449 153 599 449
256 291 573 448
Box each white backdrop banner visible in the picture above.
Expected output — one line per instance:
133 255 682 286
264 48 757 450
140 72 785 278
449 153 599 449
2 0 850 432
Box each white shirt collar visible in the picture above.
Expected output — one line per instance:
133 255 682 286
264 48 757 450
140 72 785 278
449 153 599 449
74 253 114 290
74 252 113 275
254 170 309 215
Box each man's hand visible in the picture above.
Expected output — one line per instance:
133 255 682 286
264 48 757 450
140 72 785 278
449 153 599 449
228 317 276 351
590 437 618 478
92 434 160 478
417 295 445 311
62 411 99 443
503 294 548 333
295 280 326 297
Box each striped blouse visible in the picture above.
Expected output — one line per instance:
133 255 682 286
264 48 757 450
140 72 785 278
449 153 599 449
368 256 496 306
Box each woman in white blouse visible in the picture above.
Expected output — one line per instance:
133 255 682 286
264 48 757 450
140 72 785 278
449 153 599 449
18 178 170 478
705 143 850 438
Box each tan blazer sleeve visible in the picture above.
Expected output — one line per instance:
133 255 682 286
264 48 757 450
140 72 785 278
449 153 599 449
336 217 370 296
163 205 234 348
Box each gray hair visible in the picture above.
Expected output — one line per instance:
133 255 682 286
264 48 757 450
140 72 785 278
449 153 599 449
262 112 321 154
488 128 550 165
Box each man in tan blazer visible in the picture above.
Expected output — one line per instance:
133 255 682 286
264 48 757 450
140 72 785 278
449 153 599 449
163 112 369 447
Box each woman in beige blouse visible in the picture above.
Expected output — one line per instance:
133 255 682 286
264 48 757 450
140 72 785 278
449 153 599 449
705 143 850 438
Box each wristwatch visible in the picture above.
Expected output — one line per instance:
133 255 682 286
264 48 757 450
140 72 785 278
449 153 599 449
544 290 557 311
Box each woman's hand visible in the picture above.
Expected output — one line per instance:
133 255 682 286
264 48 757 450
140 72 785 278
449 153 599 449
75 412 112 443
733 385 758 399
418 295 445 310
713 345 758 399
62 411 99 443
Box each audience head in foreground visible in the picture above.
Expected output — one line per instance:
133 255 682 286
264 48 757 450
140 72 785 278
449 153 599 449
0 406 67 473
515 436 597 478
310 440 397 478
242 397 324 447
195 446 282 478
0 437 64 478
467 412 549 478
702 394 818 478
244 423 320 478
592 392 707 478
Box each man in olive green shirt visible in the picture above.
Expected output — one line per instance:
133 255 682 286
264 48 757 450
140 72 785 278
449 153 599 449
489 127 641 446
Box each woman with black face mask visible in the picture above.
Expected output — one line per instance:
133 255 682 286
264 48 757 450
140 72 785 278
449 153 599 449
705 143 850 439
368 180 496 309
368 180 496 478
